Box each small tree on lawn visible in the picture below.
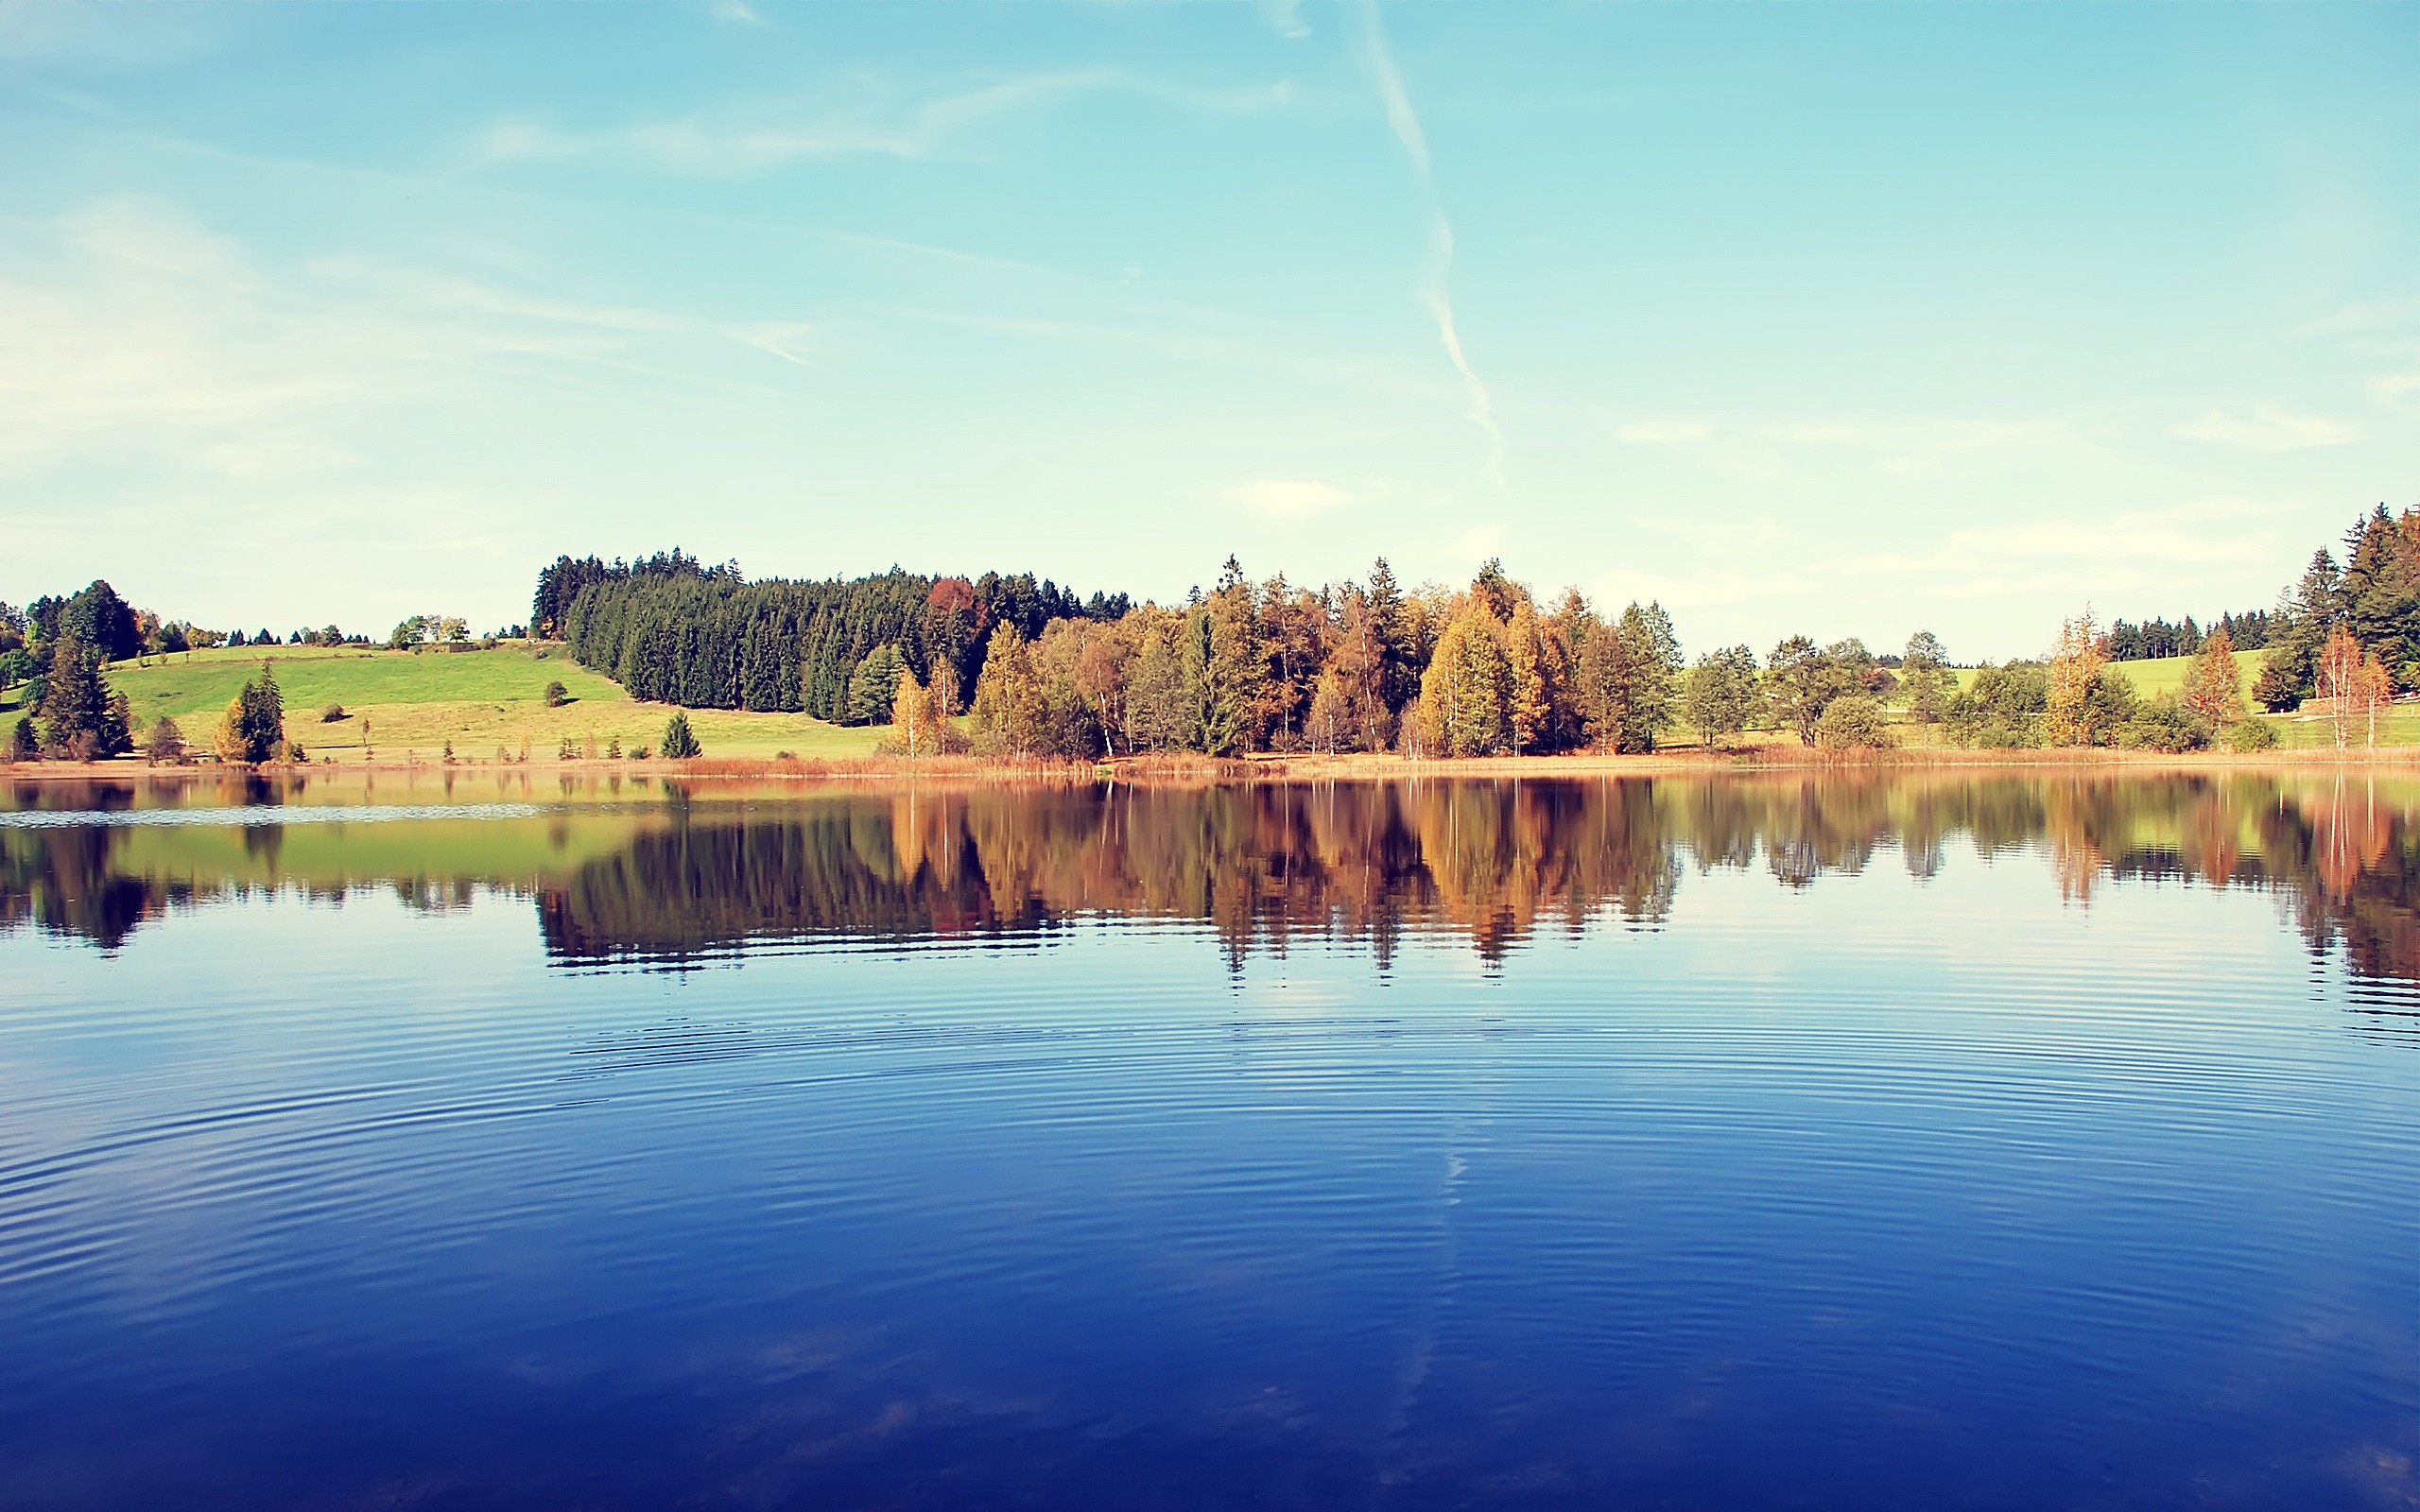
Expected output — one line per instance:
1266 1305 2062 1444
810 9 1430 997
661 712 701 760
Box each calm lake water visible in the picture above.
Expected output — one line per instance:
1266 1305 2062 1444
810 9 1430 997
3 771 2415 1509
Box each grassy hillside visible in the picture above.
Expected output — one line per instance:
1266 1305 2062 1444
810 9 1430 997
89 644 886 762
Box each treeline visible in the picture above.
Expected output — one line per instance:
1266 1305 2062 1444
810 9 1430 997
2106 610 2272 662
540 550 1130 723
548 550 1952 757
2256 505 2420 712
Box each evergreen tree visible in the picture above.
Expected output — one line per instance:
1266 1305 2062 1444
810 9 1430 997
1126 611 1195 751
1684 646 1762 748
661 711 702 759
844 644 908 726
36 629 111 755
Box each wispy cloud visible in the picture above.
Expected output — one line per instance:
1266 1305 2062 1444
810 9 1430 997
2171 403 2364 452
1355 0 1503 487
2372 371 2420 411
478 70 1297 177
1231 478 1351 519
707 0 766 26
1614 418 1711 446
2299 297 2420 338
1257 0 1311 40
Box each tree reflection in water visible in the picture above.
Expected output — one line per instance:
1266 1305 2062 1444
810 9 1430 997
8 775 2420 1006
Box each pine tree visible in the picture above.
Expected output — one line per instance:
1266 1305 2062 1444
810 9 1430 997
1685 646 1762 748
661 711 702 759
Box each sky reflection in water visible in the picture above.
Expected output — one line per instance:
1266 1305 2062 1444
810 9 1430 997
1 773 2415 1510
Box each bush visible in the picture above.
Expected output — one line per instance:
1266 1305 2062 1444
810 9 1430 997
1814 694 1895 751
661 712 701 760
2115 694 2210 752
2221 716 2280 752
629 745 649 760
320 703 347 723
543 680 570 708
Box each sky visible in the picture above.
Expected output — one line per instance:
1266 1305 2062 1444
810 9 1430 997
3 1 2416 661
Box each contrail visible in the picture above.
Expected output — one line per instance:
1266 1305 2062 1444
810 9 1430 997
1357 0 1504 485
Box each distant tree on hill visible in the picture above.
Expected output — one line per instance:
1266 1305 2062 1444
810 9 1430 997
214 664 285 764
146 715 187 765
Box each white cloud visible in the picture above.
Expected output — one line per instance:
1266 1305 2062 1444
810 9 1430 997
476 71 1297 177
1355 0 1503 487
1231 478 1351 519
2371 371 2420 411
708 0 766 26
1257 0 1310 39
2171 403 2364 452
1613 418 1710 446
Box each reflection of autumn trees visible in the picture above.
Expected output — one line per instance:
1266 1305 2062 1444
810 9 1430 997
13 776 2420 988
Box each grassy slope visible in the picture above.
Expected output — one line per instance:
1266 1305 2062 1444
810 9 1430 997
95 644 885 762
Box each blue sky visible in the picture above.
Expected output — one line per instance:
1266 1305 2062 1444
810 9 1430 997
3 1 2415 659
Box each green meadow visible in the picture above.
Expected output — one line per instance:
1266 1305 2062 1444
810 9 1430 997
68 644 887 763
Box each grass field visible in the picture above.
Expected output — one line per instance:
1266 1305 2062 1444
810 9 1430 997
52 644 887 763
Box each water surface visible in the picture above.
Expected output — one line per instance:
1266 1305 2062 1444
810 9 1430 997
3 772 2415 1508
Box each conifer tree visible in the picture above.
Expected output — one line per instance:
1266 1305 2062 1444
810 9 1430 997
661 711 702 759
1126 611 1194 751
1684 646 1761 748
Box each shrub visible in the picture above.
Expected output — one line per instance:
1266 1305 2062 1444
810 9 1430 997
630 744 650 760
543 680 570 708
321 703 347 723
2115 694 2210 752
558 736 578 761
2221 717 2281 752
1814 694 1895 751
606 736 622 759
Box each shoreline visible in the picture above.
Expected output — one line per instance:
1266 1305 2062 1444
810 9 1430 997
9 743 2420 783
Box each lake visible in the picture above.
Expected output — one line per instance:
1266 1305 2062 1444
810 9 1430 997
2 770 2414 1509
